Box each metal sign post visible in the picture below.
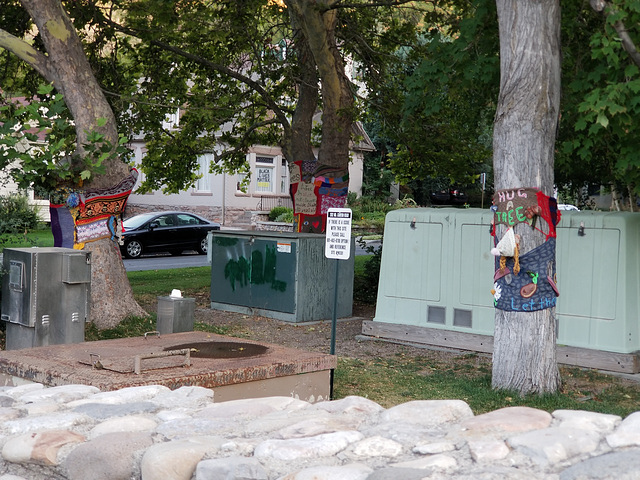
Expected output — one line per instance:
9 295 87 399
325 208 352 399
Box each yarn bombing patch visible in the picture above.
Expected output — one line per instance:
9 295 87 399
299 214 325 234
49 205 75 248
320 194 346 214
293 181 317 215
290 160 350 233
289 162 301 184
492 239 559 312
49 169 138 249
76 175 136 223
76 217 112 244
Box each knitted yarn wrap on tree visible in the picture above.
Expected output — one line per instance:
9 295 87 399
489 187 561 312
49 169 138 249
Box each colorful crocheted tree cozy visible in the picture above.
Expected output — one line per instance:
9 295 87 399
290 160 348 233
490 188 561 312
49 169 138 249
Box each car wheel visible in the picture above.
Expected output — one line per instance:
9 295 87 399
125 240 143 259
197 236 208 255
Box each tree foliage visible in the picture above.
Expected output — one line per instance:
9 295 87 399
0 85 129 191
361 0 498 190
556 0 640 203
0 0 147 327
0 193 40 235
39 1 425 196
107 0 295 193
364 0 640 206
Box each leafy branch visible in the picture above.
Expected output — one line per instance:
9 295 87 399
0 84 130 192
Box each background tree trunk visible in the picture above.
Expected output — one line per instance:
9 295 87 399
492 0 562 394
18 0 146 327
285 0 354 172
285 13 320 165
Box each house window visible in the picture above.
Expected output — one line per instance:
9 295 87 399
131 145 148 194
255 156 275 194
196 153 212 192
280 158 288 194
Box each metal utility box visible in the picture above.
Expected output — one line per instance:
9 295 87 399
1 247 91 350
208 230 354 323
156 296 195 334
373 208 640 355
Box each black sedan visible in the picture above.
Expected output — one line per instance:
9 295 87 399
120 211 221 259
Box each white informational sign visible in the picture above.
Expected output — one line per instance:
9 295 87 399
325 208 352 260
276 242 291 253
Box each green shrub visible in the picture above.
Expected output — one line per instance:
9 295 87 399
346 191 358 206
0 194 40 235
353 238 383 304
269 206 292 221
275 210 294 223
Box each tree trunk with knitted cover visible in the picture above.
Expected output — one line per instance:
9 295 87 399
2 0 146 328
491 0 562 394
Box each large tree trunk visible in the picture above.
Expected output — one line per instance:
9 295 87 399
18 0 146 327
492 0 562 394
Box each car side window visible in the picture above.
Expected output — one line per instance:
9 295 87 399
177 214 195 226
157 215 175 227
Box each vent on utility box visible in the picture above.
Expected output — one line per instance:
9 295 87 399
427 306 445 324
453 309 472 328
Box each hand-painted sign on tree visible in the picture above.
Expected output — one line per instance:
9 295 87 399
290 161 349 233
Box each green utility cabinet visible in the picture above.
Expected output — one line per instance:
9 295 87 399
374 208 640 355
208 230 354 323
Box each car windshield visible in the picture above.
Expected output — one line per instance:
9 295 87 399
123 213 157 229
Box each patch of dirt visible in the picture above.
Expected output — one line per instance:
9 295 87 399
194 300 466 363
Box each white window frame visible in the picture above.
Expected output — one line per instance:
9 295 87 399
280 158 289 194
255 155 275 194
236 172 248 194
161 108 180 130
195 153 212 193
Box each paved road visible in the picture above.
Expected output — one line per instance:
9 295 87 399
123 239 381 272
123 252 207 272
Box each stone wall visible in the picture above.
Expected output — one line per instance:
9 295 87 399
124 204 247 227
254 221 294 232
0 383 639 480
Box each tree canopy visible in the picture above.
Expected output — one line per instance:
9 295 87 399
365 0 498 192
364 0 640 206
556 0 640 207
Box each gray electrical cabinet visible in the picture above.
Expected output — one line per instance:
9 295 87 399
1 247 91 350
208 230 354 323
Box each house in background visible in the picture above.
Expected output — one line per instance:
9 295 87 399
0 94 50 223
0 170 50 223
125 120 375 228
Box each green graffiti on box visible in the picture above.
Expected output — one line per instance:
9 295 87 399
224 245 287 292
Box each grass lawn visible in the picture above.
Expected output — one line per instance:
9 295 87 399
0 228 54 250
